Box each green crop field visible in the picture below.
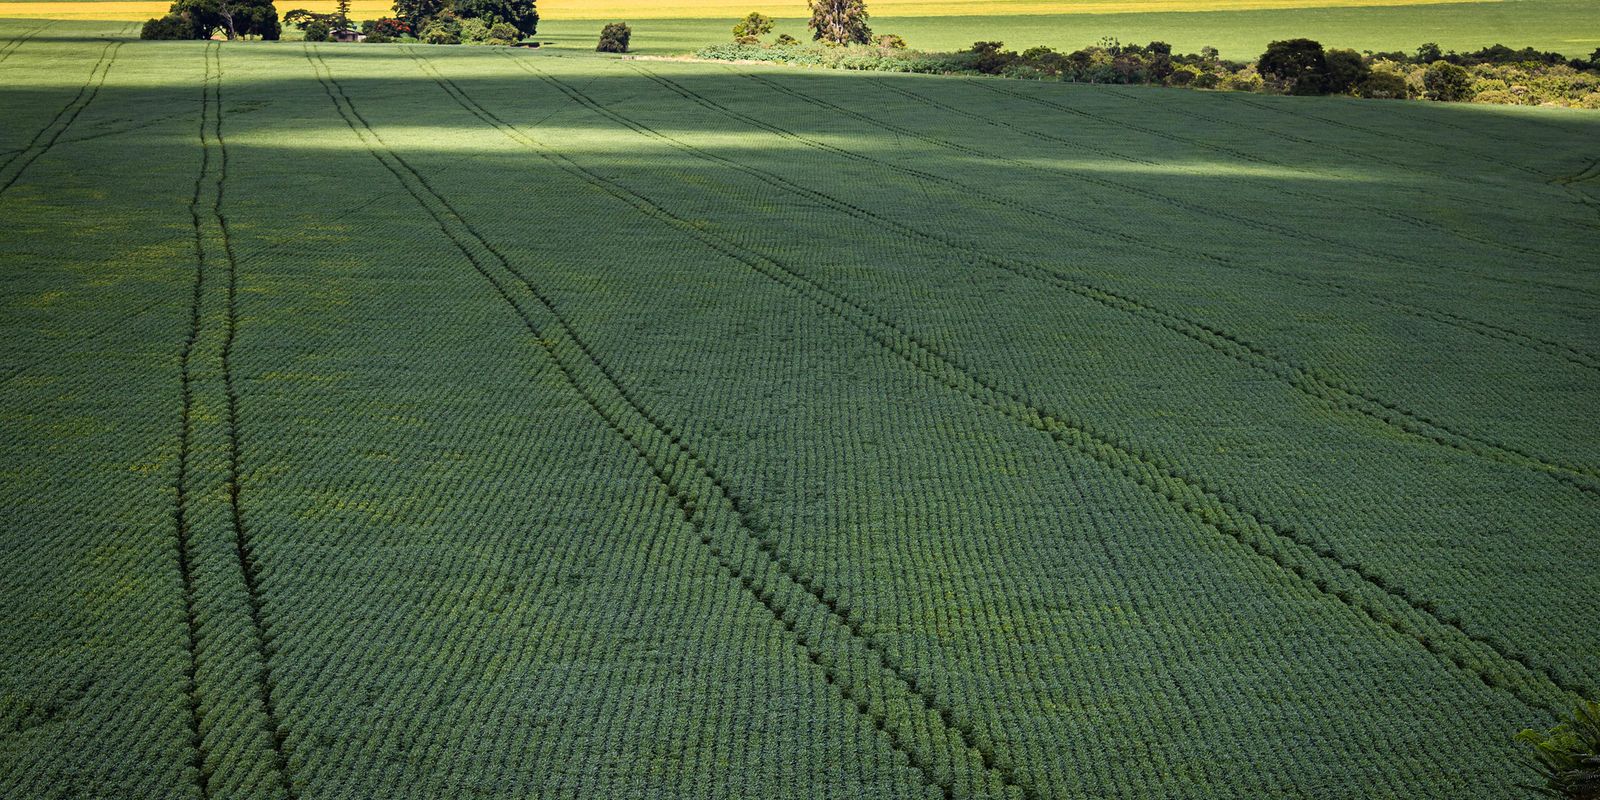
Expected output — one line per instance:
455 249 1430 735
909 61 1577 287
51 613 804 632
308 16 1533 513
2 18 1598 800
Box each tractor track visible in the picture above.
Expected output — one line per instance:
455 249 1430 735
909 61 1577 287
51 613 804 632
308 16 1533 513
862 75 1599 368
0 40 120 198
492 53 1593 710
314 45 1041 800
178 43 295 800
622 64 1600 495
432 51 1585 715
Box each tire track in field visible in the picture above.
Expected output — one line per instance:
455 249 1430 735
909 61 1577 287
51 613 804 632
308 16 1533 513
1554 157 1600 224
315 46 1035 800
863 75 1598 368
1081 85 1568 264
212 46 297 800
173 42 215 800
963 76 1598 300
0 20 51 64
0 111 191 160
434 52 1589 712
179 43 295 800
0 40 120 199
628 64 1600 494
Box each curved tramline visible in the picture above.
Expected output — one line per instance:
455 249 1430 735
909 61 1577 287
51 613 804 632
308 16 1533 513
0 40 120 196
634 66 1599 370
381 49 1586 713
307 45 1038 800
525 58 1600 497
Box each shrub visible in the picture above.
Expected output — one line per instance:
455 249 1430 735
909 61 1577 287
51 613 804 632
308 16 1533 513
364 33 393 43
459 17 488 43
1357 69 1410 99
1221 66 1264 92
1423 60 1472 101
1191 71 1221 89
1018 45 1066 77
420 20 459 43
773 33 798 47
140 14 189 39
304 20 330 41
1517 700 1600 800
875 33 906 50
597 21 630 53
964 41 1018 75
487 22 519 44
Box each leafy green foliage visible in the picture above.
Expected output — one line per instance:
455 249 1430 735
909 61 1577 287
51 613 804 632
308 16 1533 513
1423 59 1472 100
452 0 538 36
303 19 329 40
139 14 188 38
1518 701 1600 799
596 21 631 52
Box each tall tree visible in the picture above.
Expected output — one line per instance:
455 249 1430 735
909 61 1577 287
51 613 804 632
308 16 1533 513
334 0 351 28
1257 38 1330 95
807 0 869 46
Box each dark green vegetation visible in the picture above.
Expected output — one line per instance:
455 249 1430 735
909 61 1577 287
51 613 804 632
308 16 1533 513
1519 701 1600 798
595 19 628 52
140 0 281 39
2 18 1599 799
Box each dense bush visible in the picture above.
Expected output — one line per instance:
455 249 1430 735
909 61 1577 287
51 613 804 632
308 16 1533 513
1517 700 1600 799
419 18 459 44
452 0 537 36
1357 68 1410 99
398 0 534 43
303 20 329 41
1423 60 1473 101
144 0 280 39
459 16 488 43
597 21 630 53
140 14 188 39
487 22 519 44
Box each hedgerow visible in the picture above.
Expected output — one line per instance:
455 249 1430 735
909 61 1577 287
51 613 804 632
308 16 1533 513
694 37 1600 106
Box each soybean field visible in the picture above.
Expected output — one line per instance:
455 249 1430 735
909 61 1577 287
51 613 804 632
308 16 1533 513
1 19 1598 800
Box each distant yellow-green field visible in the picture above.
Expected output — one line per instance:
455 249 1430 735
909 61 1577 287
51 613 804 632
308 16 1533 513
0 0 1496 20
0 0 1594 58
